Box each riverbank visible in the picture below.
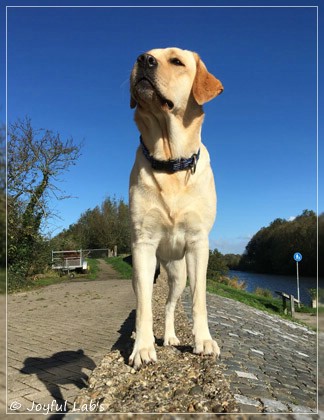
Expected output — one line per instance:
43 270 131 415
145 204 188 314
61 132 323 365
106 258 317 329
228 270 319 305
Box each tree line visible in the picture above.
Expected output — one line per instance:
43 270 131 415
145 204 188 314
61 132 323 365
205 210 321 279
51 196 131 254
6 118 321 291
238 210 321 277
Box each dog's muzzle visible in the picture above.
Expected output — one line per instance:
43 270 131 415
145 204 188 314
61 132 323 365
132 53 174 110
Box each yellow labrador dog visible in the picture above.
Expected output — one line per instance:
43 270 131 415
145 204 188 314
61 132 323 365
129 47 223 369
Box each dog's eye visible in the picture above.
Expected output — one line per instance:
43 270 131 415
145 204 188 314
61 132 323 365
170 58 185 66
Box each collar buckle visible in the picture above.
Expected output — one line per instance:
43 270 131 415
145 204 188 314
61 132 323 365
191 153 198 174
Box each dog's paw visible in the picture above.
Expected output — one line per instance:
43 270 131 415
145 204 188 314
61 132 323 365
193 339 220 358
163 335 180 346
129 344 157 370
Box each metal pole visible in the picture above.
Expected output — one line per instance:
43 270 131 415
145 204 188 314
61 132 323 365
296 261 300 308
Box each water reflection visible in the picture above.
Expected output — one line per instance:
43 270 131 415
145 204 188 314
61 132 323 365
228 270 320 304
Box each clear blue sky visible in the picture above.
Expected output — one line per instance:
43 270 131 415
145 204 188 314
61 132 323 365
1 1 321 254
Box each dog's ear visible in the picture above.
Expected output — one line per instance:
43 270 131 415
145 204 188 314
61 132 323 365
192 53 224 105
130 96 137 109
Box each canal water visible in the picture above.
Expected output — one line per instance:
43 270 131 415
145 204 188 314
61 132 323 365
228 270 320 305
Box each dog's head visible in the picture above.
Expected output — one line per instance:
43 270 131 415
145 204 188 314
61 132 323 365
130 47 223 113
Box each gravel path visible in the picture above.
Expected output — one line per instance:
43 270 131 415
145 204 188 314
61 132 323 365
74 272 238 414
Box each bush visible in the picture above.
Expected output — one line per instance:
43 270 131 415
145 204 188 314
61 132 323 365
308 288 317 300
319 288 324 304
207 249 228 280
214 275 247 290
254 287 273 298
8 261 30 292
8 237 52 291
0 269 5 294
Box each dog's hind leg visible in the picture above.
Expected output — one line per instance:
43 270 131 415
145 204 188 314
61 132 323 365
163 258 187 346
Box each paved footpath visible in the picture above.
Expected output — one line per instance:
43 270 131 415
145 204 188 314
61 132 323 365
6 260 136 415
3 263 322 417
182 288 318 414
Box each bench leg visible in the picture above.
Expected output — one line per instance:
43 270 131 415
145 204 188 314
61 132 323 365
290 295 295 317
282 297 287 315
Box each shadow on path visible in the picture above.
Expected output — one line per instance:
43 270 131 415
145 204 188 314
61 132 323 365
20 349 96 414
112 309 136 363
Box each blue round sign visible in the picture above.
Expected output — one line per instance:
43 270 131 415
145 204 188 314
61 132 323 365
294 252 302 262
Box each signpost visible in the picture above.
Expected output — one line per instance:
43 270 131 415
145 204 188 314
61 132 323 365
293 252 302 307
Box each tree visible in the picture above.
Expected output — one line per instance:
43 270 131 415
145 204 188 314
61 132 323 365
223 253 241 270
52 196 131 254
207 249 228 280
8 117 82 285
239 210 317 276
318 213 324 278
0 125 5 267
116 200 131 253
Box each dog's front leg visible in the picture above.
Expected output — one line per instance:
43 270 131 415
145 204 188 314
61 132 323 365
186 242 220 358
129 244 157 369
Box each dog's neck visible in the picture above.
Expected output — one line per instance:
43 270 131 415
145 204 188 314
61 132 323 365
134 103 204 161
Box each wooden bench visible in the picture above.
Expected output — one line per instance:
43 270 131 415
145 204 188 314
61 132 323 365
275 291 300 317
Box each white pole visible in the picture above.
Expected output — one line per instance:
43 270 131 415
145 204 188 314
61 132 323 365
296 261 300 308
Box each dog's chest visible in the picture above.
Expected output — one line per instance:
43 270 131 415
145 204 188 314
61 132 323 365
144 186 203 260
131 164 216 260
155 200 190 260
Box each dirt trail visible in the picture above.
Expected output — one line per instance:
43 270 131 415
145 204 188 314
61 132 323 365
96 259 122 280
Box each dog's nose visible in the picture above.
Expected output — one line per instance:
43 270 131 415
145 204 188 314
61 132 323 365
137 53 157 69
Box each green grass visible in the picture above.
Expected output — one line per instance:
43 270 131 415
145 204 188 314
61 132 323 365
295 305 317 314
207 279 284 316
102 258 316 321
86 258 100 280
0 268 5 294
105 256 132 279
207 278 317 326
10 275 65 293
30 276 64 288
